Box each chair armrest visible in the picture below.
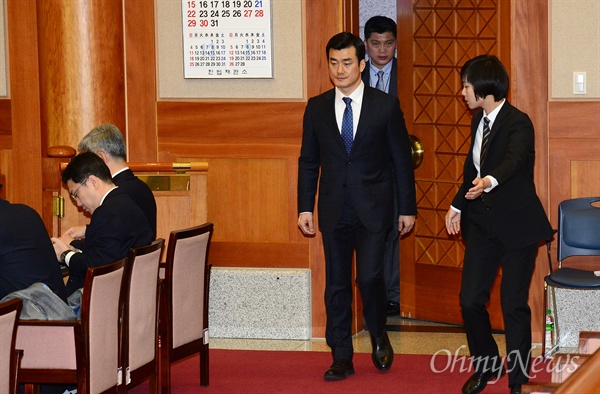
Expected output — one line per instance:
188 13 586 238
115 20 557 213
16 320 82 370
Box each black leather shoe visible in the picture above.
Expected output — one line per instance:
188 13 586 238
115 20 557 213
324 359 354 381
370 331 393 371
461 368 506 394
510 384 522 394
386 301 400 316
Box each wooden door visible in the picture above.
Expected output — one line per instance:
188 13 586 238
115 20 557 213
396 0 511 328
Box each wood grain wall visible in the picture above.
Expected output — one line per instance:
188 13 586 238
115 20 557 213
548 100 600 217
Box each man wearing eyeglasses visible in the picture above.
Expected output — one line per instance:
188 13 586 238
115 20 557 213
51 152 154 295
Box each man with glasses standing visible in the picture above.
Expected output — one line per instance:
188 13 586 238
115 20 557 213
51 152 153 295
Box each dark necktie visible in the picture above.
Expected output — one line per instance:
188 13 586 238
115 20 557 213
341 97 353 154
375 70 385 91
480 117 491 165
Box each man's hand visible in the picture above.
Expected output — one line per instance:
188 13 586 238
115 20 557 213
398 215 415 236
465 177 490 200
51 237 70 262
64 225 86 240
298 213 316 236
445 208 461 235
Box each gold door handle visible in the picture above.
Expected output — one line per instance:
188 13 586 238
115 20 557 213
409 135 424 169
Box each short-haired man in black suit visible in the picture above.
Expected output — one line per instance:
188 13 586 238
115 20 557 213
52 152 154 295
298 32 416 381
362 15 402 317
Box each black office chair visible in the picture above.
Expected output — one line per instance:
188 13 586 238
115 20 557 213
543 197 600 356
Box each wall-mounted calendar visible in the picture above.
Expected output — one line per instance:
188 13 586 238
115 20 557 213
182 0 273 79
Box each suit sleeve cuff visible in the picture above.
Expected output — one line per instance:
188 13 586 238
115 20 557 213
62 251 78 267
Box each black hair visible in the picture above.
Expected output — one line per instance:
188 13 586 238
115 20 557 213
461 55 509 101
326 32 366 62
364 15 397 40
62 151 113 184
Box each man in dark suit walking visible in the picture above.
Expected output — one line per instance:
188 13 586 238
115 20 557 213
445 55 553 394
298 32 416 381
362 15 402 316
52 152 154 295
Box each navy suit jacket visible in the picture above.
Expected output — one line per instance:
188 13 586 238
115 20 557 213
66 187 153 294
362 58 398 97
0 199 67 301
452 101 553 249
298 86 416 233
113 169 157 239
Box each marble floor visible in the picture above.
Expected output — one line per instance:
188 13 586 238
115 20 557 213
210 316 544 358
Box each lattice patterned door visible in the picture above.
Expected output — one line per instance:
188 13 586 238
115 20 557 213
397 0 509 328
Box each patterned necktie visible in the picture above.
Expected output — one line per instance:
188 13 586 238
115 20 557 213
375 70 385 91
341 97 353 154
480 117 491 165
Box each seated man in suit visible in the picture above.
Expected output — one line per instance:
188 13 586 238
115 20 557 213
0 192 67 302
52 152 154 295
77 123 157 239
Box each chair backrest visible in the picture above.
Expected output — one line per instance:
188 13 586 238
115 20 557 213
163 223 213 349
121 238 164 384
558 197 600 263
81 258 126 394
0 299 22 394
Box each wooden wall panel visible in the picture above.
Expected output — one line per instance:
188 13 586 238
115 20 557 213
548 100 600 226
5 0 43 208
548 139 600 225
124 0 158 162
0 100 11 152
571 161 600 198
549 101 600 139
0 99 11 142
157 101 305 139
190 158 290 243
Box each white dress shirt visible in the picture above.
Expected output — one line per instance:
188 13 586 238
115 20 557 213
335 82 365 138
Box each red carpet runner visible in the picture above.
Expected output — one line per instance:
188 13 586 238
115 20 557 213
131 349 552 393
